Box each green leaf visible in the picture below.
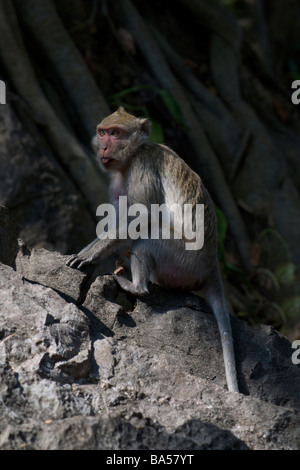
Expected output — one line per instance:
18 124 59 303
157 89 184 125
224 262 253 290
274 262 296 285
109 85 184 127
109 85 152 100
281 296 300 320
149 118 164 143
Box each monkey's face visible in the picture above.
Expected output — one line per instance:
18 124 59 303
95 107 151 173
96 125 128 171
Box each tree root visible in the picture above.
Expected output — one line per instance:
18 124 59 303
14 0 110 140
152 27 246 179
0 0 108 213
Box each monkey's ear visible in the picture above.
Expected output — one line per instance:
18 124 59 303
117 106 126 114
139 117 151 136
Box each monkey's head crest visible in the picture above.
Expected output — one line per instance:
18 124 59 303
99 106 151 135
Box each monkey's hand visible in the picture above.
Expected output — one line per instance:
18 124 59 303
66 238 119 270
66 238 102 269
66 251 96 269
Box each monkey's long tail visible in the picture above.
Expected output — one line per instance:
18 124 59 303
205 276 239 393
217 315 239 393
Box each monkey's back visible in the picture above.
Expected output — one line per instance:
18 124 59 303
126 142 219 290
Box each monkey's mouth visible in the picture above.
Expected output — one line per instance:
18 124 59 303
101 157 112 166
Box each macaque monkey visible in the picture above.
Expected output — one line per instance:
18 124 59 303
66 107 239 393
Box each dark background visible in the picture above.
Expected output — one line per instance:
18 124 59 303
0 0 300 339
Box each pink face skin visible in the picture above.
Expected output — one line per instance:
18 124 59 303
97 126 126 168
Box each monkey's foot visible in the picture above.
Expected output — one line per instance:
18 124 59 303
112 274 149 297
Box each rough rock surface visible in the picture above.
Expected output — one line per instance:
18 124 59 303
1 210 300 450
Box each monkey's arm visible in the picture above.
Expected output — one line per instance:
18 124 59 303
66 237 122 269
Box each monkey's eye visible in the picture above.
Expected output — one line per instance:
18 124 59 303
111 129 120 137
98 129 105 136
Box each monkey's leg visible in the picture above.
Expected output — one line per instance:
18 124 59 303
204 274 239 393
113 243 151 296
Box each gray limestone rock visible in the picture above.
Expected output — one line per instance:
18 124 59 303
1 208 300 450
